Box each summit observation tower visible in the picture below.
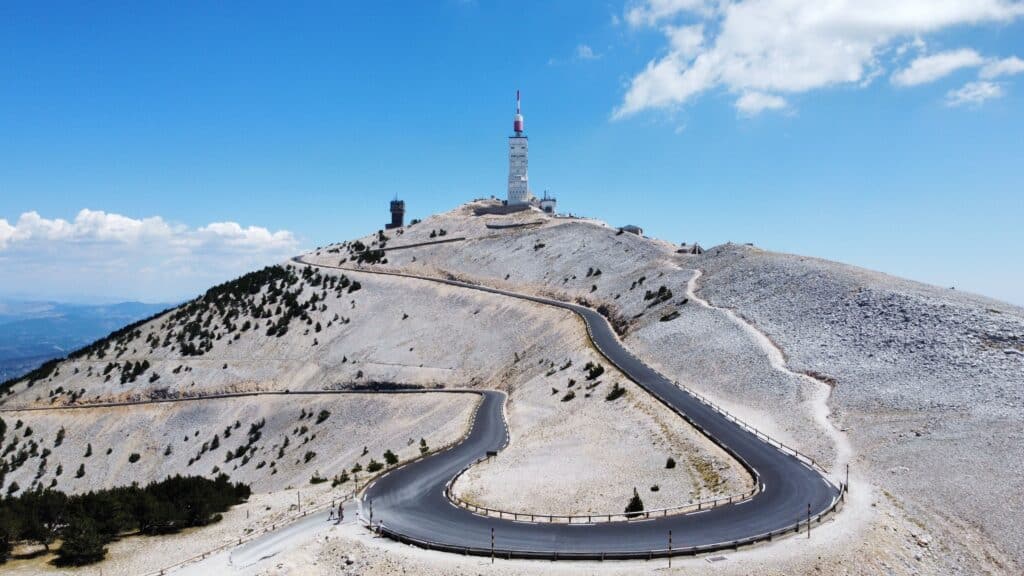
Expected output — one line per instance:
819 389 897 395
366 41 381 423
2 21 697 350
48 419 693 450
507 90 532 205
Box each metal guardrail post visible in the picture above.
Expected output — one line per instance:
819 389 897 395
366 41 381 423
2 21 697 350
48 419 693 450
668 530 673 568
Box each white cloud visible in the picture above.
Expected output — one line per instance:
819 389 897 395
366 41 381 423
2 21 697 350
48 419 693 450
0 209 302 301
946 80 1005 106
615 0 1024 118
197 221 298 251
735 91 788 115
625 0 710 27
664 24 704 59
575 44 599 60
0 219 14 250
891 49 985 86
980 55 1024 78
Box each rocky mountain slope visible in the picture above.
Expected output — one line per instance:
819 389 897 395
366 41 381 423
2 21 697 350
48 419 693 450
2 199 1020 575
304 199 1023 575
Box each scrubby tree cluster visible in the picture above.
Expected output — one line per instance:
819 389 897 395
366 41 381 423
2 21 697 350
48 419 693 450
0 474 249 566
583 361 605 380
643 285 673 307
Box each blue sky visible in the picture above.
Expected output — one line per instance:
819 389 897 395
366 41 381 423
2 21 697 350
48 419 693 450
1 1 1023 304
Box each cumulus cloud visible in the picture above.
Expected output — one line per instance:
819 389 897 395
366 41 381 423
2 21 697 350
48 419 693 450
946 80 1005 106
980 55 1024 78
735 92 788 115
891 49 985 86
615 0 1024 118
0 209 302 301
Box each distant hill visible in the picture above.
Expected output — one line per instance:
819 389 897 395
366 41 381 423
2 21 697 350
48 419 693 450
0 300 173 381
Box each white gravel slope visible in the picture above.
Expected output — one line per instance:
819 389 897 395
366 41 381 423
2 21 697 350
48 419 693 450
693 243 1024 573
308 201 1022 574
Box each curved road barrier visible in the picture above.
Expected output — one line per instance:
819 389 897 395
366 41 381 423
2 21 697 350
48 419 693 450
293 256 844 558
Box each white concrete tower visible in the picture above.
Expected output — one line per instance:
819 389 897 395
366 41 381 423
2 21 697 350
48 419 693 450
507 90 532 205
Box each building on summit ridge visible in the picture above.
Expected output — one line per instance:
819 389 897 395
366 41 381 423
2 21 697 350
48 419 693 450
386 197 405 230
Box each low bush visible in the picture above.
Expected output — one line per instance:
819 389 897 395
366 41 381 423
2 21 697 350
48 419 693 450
583 362 605 380
605 383 626 402
315 409 331 424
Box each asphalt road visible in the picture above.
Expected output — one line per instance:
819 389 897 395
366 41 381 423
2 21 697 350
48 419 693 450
296 257 842 558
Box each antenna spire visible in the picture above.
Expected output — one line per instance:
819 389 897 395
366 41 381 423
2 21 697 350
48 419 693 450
513 90 524 134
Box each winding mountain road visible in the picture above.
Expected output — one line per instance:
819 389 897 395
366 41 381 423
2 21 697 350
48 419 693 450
294 256 843 558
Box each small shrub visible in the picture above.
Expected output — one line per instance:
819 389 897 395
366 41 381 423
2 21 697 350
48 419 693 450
624 487 645 518
584 362 604 380
561 391 576 402
606 383 626 401
331 471 350 487
75 463 85 478
666 457 676 469
366 459 383 473
383 449 398 466
315 409 330 424
128 453 141 464
304 451 316 463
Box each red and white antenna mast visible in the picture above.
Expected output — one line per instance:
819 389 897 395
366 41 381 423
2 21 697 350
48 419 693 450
513 90 524 135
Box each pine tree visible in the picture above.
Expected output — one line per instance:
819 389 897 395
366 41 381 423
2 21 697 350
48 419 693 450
624 487 645 518
54 516 106 566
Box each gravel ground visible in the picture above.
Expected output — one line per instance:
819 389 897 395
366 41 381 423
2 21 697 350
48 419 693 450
453 351 752 515
0 393 476 495
693 243 1024 574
